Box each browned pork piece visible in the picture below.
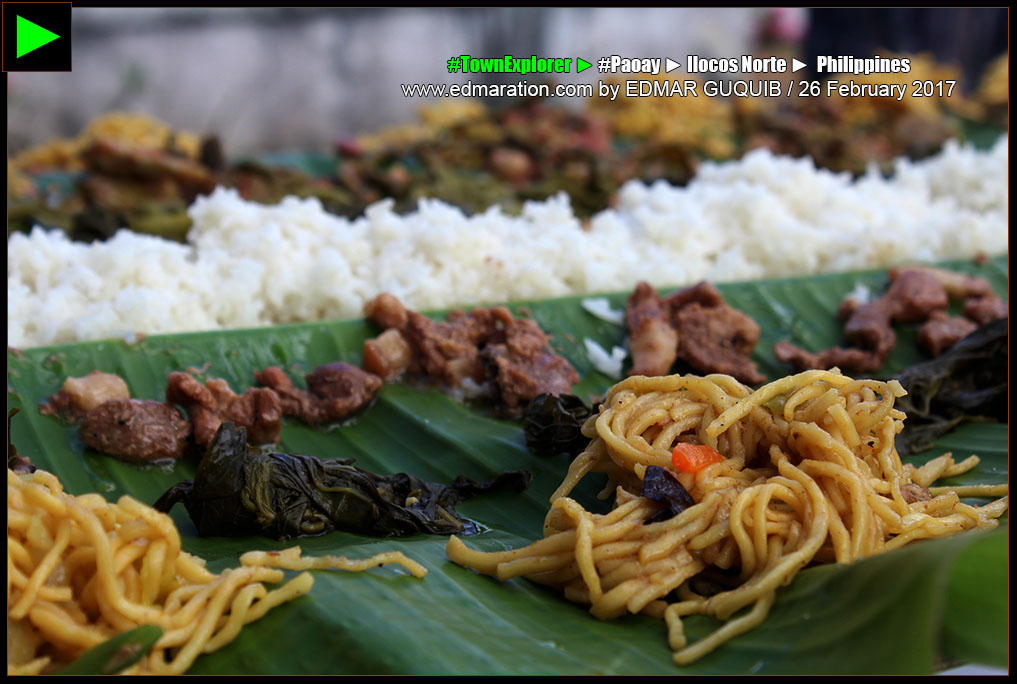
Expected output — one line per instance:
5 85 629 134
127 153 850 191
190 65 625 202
773 342 885 374
43 370 131 419
777 290 904 374
363 329 413 380
917 311 978 357
776 265 1002 373
401 308 493 387
166 372 282 446
44 371 192 462
841 267 950 358
673 303 765 385
625 282 678 377
662 280 725 314
254 362 382 425
362 293 579 413
840 298 897 361
365 292 409 329
897 266 1006 327
908 266 994 300
883 267 950 322
480 314 580 412
80 399 190 463
963 296 1008 325
624 281 764 385
822 268 945 367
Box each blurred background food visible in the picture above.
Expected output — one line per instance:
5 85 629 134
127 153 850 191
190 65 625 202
976 51 1009 125
5 8 1009 350
7 8 1007 240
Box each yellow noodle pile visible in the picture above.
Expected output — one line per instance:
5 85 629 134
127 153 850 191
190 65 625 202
7 468 426 675
447 370 1007 665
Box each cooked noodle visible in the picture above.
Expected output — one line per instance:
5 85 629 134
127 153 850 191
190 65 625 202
7 468 426 675
447 370 1007 665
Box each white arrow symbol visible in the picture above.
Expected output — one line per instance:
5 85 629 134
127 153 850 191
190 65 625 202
792 58 806 73
665 57 680 73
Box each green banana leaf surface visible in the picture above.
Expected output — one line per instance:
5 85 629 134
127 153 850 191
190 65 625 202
6 257 1008 675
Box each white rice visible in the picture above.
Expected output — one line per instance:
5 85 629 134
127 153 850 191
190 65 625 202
581 298 625 326
843 283 872 307
7 137 1008 348
583 339 629 379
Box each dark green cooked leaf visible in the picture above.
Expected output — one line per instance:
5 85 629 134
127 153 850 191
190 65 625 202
894 318 1008 456
522 393 593 458
154 421 530 539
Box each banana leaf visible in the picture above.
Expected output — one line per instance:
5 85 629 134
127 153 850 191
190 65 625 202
6 256 1008 675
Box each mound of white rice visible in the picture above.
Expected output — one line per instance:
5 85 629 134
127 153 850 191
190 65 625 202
8 137 1008 348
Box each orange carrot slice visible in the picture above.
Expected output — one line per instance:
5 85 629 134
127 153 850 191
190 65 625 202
671 443 725 473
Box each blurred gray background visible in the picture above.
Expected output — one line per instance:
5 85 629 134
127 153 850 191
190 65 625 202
7 8 772 155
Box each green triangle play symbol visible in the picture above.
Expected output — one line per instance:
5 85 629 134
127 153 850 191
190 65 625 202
17 16 61 58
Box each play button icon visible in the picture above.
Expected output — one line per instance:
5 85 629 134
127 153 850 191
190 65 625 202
665 57 681 73
3 2 72 72
17 16 60 58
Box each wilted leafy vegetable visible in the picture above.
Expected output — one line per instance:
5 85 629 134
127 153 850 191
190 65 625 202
522 393 594 457
640 465 696 523
894 318 1008 456
154 422 530 539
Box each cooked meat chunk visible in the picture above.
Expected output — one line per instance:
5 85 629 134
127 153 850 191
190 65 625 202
904 266 995 300
774 342 884 374
842 299 897 358
884 267 949 323
837 295 862 319
44 371 131 419
402 309 494 386
900 483 934 504
481 317 580 412
306 362 384 409
80 399 189 463
775 266 998 373
60 371 131 411
674 304 765 385
254 366 305 413
626 282 679 377
363 293 579 413
663 281 725 318
777 281 901 373
917 312 978 357
365 293 409 329
363 328 413 379
482 344 579 412
166 372 282 447
623 281 764 383
255 363 381 425
963 296 1008 325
